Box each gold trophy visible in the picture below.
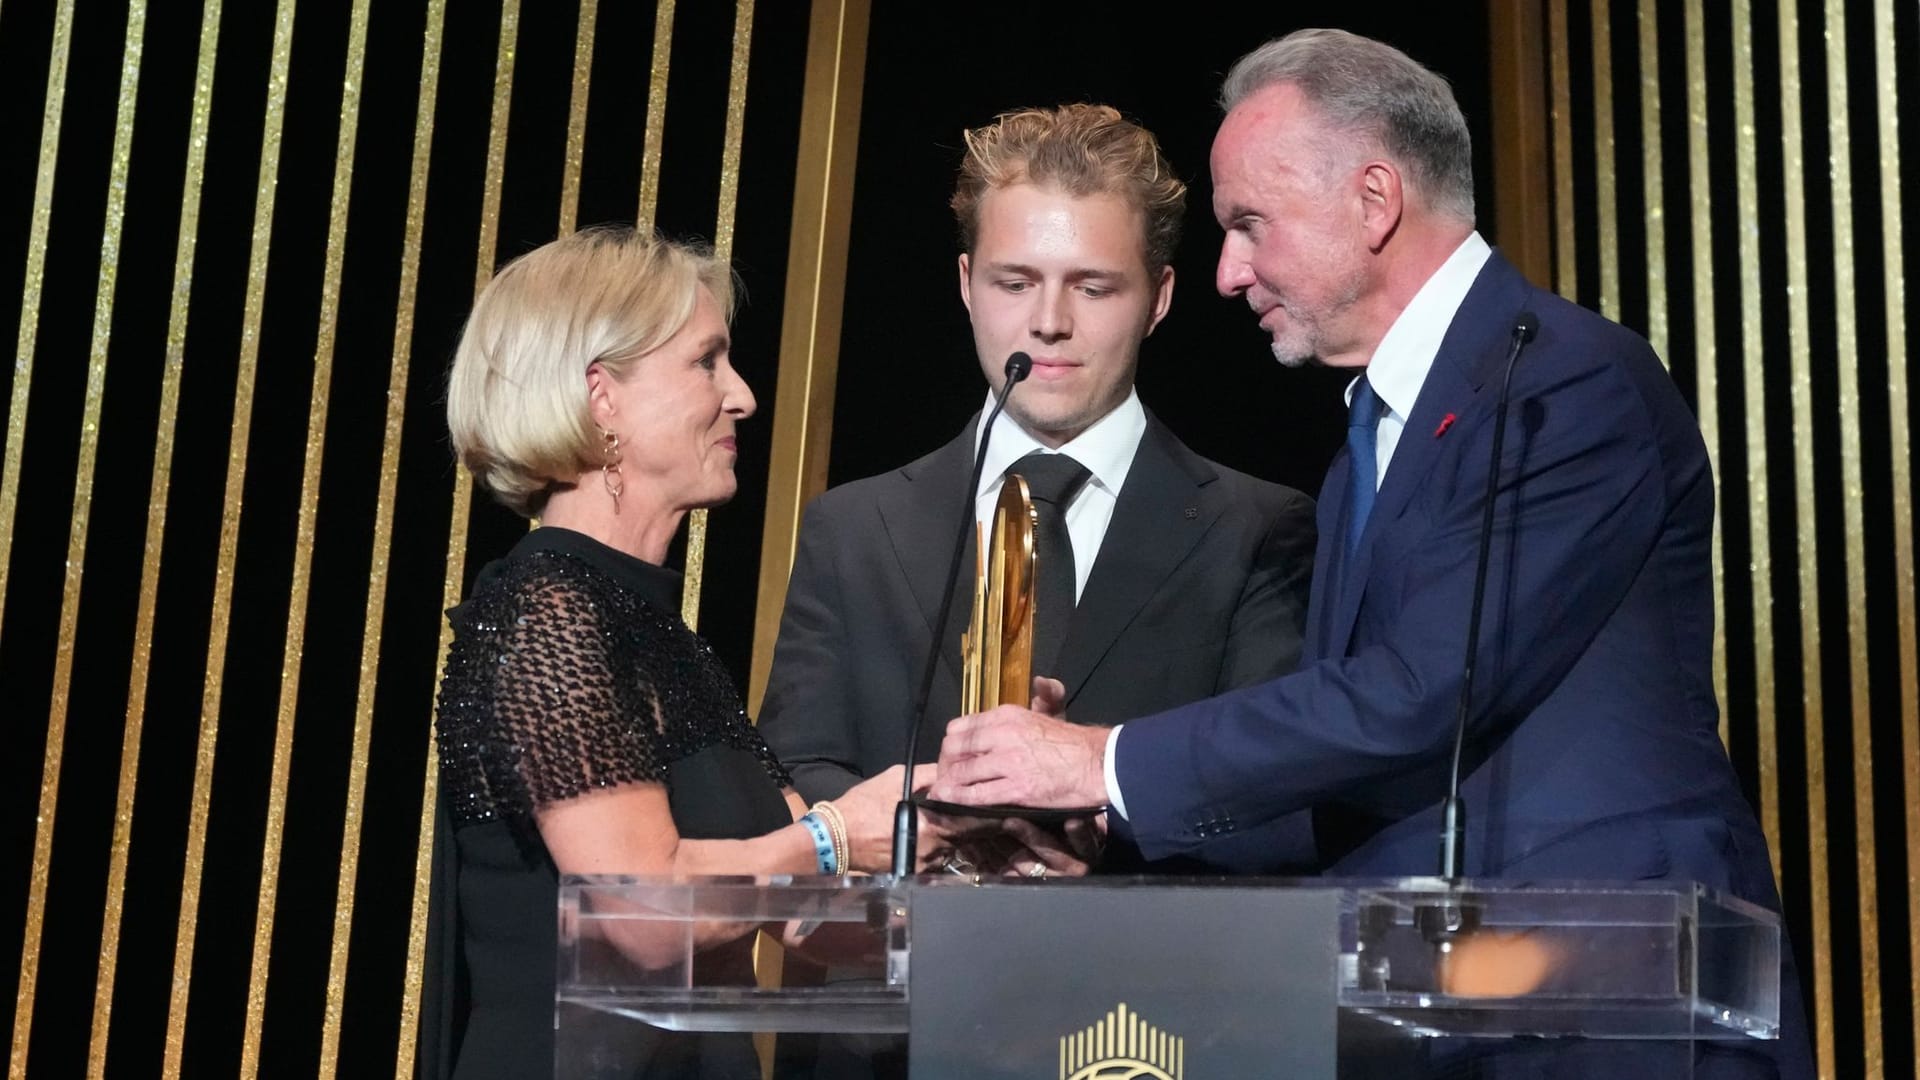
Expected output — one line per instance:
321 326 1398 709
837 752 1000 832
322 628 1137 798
960 477 1038 713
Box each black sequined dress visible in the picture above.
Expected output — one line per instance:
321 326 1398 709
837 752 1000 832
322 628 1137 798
423 527 794 1080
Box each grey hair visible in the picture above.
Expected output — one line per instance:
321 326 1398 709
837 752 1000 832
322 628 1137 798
1219 28 1475 224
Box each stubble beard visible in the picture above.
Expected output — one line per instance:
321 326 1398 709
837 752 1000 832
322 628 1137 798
1265 269 1366 370
1269 338 1312 369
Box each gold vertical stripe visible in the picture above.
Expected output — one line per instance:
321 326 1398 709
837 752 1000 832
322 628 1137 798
747 0 870 714
0 88 67 1080
682 509 708 630
1591 0 1619 320
388 5 449 1075
476 3 518 300
1685 0 1731 752
1731 0 1780 876
1487 0 1552 287
162 2 297 1075
1775 0 1833 1072
682 0 755 632
399 6 519 1069
711 0 753 265
1872 0 1918 1061
0 0 73 657
636 0 676 232
1822 4 1880 1074
298 0 390 1074
1547 0 1576 299
396 753 440 1080
24 3 145 1076
558 0 596 235
1636 0 1666 362
238 4 371 1076
90 4 221 1076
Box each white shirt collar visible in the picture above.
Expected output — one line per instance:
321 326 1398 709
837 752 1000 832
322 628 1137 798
974 387 1147 498
1344 231 1493 416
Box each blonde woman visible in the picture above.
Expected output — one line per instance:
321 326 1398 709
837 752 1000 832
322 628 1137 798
425 227 927 1079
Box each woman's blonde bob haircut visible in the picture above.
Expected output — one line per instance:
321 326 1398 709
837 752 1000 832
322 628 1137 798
446 226 735 517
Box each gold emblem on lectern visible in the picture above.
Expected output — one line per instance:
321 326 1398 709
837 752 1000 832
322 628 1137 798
1058 1002 1183 1080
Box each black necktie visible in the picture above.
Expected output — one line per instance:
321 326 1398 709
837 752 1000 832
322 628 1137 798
1006 451 1091 676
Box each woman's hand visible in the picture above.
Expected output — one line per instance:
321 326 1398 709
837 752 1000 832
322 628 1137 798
830 763 936 873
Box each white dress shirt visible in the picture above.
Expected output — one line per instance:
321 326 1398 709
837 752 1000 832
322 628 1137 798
1344 232 1492 487
973 388 1147 603
1105 232 1493 821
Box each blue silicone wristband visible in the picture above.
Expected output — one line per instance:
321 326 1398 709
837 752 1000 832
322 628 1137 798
799 812 838 875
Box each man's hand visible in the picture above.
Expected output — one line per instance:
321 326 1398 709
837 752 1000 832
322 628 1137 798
1029 675 1067 716
929 705 1110 809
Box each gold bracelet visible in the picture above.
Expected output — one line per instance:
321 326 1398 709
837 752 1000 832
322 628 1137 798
811 800 850 876
824 802 850 875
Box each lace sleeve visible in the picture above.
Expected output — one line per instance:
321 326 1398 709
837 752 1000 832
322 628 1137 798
439 569 670 823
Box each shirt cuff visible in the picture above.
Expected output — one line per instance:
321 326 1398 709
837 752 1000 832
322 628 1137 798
1103 724 1128 820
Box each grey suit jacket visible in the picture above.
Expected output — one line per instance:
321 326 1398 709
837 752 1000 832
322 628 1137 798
757 410 1317 816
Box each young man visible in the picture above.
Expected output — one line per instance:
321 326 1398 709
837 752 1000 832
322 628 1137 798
759 105 1316 876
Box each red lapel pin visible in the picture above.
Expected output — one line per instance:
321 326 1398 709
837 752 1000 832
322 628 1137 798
1434 412 1457 438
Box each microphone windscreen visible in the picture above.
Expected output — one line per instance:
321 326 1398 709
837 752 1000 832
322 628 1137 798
1513 313 1540 342
1006 351 1033 381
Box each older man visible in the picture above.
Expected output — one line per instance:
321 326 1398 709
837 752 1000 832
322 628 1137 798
931 29 1810 1079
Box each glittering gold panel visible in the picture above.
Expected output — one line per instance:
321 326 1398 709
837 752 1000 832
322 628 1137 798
1821 3 1883 1076
1590 0 1619 321
1870 0 1920 1062
1729 0 1779 879
163 3 298 1077
683 0 758 632
275 5 372 1078
559 0 598 237
4 7 78 1066
1636 0 1666 363
1771 0 1835 1072
89 1 221 1073
636 0 677 233
43 5 144 1080
401 3 520 1074
1683 0 1731 753
387 4 449 1074
1547 0 1576 300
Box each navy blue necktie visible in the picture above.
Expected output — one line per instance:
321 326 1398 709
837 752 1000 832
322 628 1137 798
1346 375 1383 559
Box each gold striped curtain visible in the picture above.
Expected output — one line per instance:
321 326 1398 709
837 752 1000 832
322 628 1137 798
0 1 807 1075
1516 2 1917 1076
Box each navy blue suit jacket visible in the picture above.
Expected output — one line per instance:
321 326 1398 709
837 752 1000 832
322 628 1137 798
1111 252 1809 1075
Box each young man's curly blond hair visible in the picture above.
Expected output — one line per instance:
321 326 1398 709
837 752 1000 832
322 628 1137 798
950 103 1187 273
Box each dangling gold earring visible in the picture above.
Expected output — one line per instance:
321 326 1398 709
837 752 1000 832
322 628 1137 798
601 427 624 512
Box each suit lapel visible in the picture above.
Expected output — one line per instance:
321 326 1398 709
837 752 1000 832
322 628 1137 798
1325 251 1537 656
1052 416 1216 704
876 419 979 703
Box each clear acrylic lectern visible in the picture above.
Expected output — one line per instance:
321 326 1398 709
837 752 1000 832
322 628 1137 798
556 876 1781 1078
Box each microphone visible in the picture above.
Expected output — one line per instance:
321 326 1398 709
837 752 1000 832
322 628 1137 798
891 351 1034 879
1414 313 1538 960
1435 312 1538 885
